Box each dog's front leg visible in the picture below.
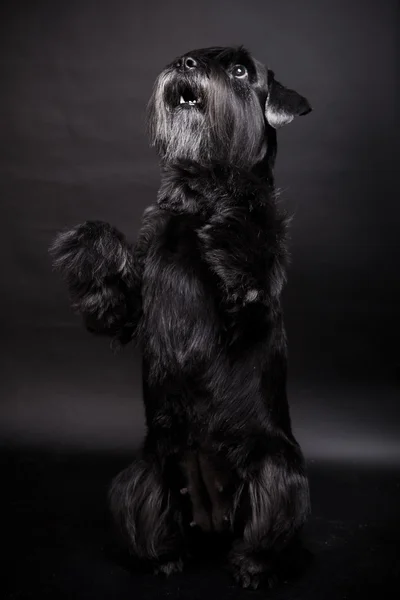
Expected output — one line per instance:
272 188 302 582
50 204 167 345
50 220 141 343
157 162 288 306
197 201 288 308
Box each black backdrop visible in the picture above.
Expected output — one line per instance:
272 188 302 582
1 0 399 460
1 2 400 598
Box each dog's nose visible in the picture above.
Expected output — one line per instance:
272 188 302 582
184 56 197 69
174 56 198 71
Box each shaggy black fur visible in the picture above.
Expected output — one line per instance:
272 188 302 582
50 45 312 590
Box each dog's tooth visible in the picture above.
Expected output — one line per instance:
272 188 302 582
180 96 185 104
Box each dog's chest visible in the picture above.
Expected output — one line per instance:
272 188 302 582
141 213 220 374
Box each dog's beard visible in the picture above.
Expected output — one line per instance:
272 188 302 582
162 107 210 163
147 68 267 168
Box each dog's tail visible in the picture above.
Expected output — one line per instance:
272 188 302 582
49 220 141 345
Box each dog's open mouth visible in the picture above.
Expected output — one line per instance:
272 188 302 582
177 85 201 108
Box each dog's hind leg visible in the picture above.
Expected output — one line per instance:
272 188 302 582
109 456 187 576
228 448 310 590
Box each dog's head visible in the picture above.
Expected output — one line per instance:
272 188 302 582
147 46 311 169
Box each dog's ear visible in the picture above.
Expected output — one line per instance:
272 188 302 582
265 70 312 129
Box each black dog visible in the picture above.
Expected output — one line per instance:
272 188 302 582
50 46 312 590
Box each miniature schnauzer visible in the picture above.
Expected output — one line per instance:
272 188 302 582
50 45 312 590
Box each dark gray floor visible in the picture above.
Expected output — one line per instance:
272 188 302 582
4 449 400 599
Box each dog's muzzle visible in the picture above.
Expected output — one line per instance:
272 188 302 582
167 56 203 109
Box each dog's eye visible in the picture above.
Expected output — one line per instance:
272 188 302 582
232 65 248 78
